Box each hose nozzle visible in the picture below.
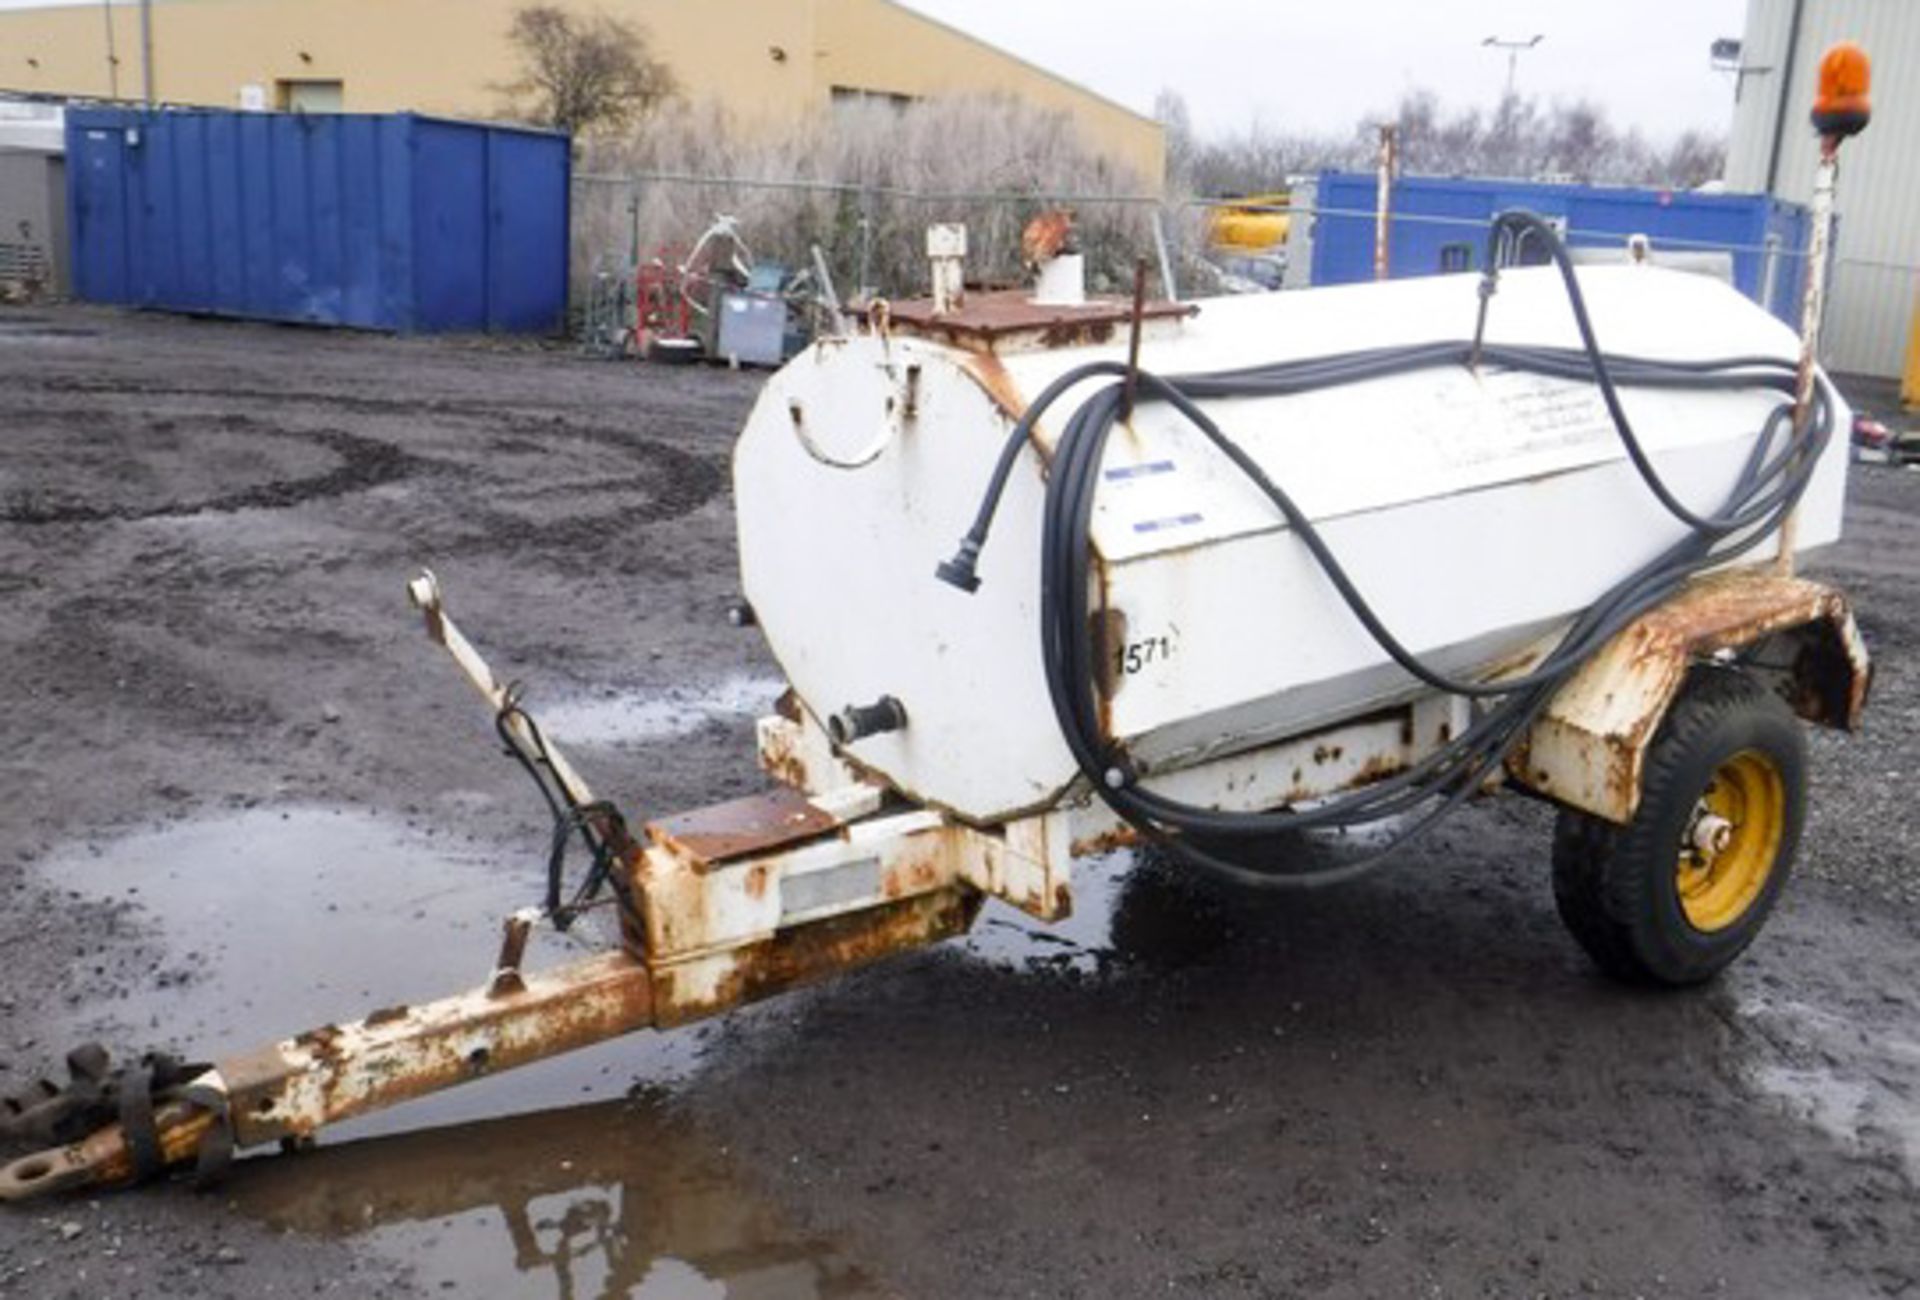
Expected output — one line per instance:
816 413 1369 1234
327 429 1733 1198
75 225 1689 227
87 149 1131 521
935 537 983 593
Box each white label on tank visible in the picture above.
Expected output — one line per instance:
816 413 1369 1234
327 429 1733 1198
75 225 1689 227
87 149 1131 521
1404 370 1615 478
1492 376 1616 455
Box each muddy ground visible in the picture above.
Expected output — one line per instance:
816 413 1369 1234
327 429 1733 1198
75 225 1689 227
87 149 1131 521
0 302 1916 1299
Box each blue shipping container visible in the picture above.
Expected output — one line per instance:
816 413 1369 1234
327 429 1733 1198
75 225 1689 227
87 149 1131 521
1309 172 1810 327
65 108 569 334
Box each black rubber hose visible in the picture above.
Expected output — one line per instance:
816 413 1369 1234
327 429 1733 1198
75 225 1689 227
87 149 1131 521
938 209 1833 887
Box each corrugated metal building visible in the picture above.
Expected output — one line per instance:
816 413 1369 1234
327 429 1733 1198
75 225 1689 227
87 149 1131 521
1725 0 1920 388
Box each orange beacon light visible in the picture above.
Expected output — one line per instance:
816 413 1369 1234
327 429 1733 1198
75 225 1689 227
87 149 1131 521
1811 41 1871 138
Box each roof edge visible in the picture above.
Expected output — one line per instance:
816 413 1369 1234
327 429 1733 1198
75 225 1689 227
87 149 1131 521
872 0 1160 132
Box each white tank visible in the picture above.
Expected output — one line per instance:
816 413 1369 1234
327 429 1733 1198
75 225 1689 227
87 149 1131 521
732 267 1849 825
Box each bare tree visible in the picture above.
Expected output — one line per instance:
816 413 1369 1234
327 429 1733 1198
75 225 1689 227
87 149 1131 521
1660 131 1728 189
1154 88 1197 190
502 4 675 137
576 93 1156 298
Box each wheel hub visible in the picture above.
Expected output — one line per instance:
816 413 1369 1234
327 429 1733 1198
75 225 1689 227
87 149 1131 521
1674 750 1786 933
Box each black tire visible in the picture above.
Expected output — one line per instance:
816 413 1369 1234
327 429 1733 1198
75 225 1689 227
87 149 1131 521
1551 669 1806 986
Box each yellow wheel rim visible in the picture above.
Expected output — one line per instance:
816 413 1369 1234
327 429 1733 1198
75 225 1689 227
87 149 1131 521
1674 749 1786 933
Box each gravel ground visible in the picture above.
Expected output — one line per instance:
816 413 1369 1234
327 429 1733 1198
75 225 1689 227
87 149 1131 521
0 301 1916 1298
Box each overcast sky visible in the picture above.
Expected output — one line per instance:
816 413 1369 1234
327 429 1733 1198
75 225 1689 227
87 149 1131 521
895 0 1750 143
0 0 1752 143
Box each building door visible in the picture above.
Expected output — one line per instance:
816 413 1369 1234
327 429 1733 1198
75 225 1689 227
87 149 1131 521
278 80 344 113
69 125 132 303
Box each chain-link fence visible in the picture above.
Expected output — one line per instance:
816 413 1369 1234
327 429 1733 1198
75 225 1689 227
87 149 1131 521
573 171 1827 296
571 167 1915 399
573 171 1176 305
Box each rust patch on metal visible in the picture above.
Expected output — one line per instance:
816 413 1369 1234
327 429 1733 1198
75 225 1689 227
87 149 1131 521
881 849 942 900
756 715 818 794
1345 751 1408 790
1508 571 1869 823
773 687 802 723
1092 605 1128 702
1041 319 1117 348
760 744 808 792
1634 572 1839 658
294 1024 344 1059
224 952 657 1151
648 787 839 868
867 290 1192 350
961 351 1029 423
1069 823 1141 858
652 889 981 1027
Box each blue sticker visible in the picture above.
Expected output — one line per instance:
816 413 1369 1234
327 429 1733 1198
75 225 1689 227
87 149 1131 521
1104 460 1177 482
1132 512 1204 534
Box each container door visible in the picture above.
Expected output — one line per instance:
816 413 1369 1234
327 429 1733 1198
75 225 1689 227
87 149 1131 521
485 129 568 334
68 124 132 304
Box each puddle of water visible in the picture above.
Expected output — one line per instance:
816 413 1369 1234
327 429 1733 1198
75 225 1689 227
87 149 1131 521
1732 994 1920 1176
957 825 1416 977
228 1097 882 1299
536 675 786 748
34 807 880 1296
959 847 1237 976
37 809 710 1138
0 322 96 342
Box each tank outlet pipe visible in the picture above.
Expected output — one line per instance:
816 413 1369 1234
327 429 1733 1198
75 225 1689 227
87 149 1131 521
829 696 908 745
1781 41 1872 575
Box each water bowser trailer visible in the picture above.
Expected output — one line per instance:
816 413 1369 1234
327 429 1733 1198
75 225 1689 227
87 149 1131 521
0 46 1879 1200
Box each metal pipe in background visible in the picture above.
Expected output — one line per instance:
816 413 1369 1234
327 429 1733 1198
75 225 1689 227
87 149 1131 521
1373 124 1396 282
99 0 119 100
1761 232 1782 316
1150 209 1179 303
1777 135 1838 576
139 0 153 105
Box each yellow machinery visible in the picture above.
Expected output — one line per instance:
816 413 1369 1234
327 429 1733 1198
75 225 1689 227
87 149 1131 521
1207 192 1291 253
1903 288 1920 411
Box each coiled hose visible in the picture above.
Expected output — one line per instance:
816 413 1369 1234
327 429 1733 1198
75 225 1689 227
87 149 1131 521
938 211 1834 889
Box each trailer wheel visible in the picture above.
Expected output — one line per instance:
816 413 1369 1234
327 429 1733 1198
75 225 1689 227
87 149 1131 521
1550 670 1805 986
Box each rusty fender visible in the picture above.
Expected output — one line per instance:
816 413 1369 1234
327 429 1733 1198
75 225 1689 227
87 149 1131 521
1508 570 1870 824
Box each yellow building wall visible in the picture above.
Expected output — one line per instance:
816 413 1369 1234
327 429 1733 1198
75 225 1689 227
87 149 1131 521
0 0 1162 182
815 0 1163 185
0 0 817 122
